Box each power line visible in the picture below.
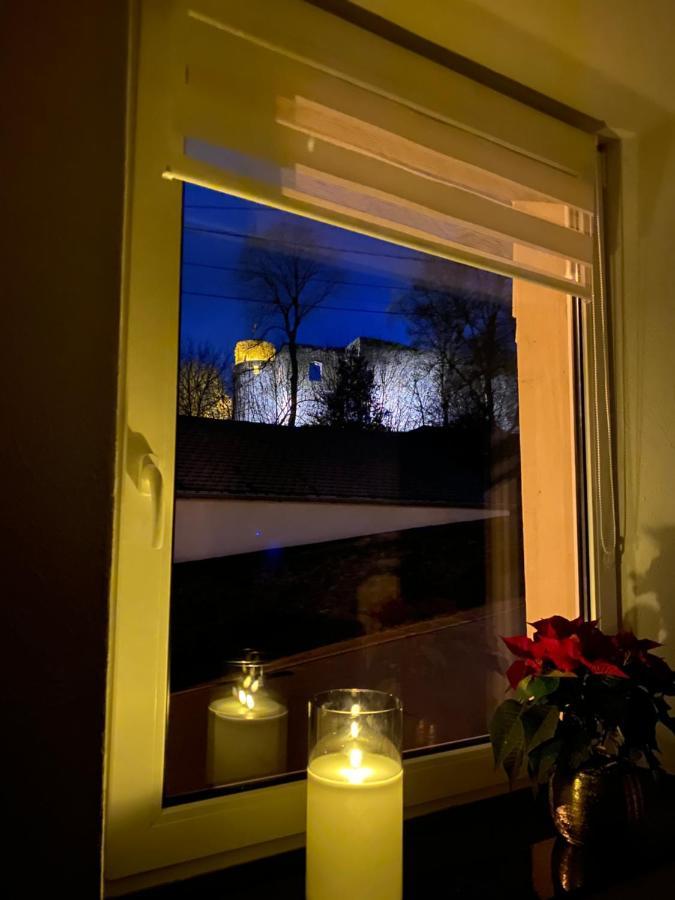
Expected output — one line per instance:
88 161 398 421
182 259 512 311
181 290 517 341
184 223 425 262
182 259 407 292
183 224 513 301
185 204 280 211
182 289 404 317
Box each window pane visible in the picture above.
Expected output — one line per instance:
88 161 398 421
164 183 525 801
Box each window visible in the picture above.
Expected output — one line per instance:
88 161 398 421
166 184 522 801
105 0 607 886
308 361 323 382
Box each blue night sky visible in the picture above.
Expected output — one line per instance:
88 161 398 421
179 182 509 355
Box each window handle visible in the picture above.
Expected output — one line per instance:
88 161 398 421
126 427 165 550
139 454 165 550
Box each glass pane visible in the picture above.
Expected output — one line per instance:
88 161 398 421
163 183 525 801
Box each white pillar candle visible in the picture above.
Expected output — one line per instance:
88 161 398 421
207 693 288 785
306 748 403 900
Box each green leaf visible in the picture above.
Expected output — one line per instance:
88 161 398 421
529 738 562 785
527 706 560 753
521 704 548 743
503 739 525 784
500 716 526 772
514 676 533 701
516 676 560 702
489 699 525 767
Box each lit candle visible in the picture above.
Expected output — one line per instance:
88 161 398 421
206 657 287 785
306 690 403 900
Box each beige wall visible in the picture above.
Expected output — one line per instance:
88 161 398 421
353 0 675 131
616 123 675 659
355 0 675 663
2 1 128 894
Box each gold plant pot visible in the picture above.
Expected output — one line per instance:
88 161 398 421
549 765 653 846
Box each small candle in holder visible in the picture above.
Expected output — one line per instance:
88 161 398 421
306 689 403 900
206 654 287 786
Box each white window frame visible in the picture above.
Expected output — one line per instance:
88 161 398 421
104 1 618 892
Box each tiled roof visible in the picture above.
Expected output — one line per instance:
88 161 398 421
175 416 510 507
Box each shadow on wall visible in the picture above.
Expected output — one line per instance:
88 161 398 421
624 525 675 771
625 525 675 661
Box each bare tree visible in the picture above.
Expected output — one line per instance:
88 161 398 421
398 261 517 432
365 343 431 431
178 341 232 419
233 349 292 425
239 225 337 427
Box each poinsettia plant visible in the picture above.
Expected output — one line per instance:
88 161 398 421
489 615 675 786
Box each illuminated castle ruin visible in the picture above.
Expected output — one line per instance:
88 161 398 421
233 337 438 430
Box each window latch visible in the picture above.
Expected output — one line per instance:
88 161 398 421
126 427 165 550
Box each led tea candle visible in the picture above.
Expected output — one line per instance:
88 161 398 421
207 655 287 785
306 689 403 900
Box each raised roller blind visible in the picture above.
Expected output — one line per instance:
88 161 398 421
163 0 597 297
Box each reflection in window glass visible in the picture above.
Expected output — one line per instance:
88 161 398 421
164 183 524 800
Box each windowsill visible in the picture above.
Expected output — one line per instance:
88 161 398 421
124 783 675 898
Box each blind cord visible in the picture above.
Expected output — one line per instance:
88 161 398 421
590 151 618 560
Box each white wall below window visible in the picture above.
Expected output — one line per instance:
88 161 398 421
173 497 505 562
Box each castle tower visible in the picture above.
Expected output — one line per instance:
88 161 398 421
233 340 277 422
234 340 276 371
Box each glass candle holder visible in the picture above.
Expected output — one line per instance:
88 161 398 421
306 689 403 900
206 652 287 786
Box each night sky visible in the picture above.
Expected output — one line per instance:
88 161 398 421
179 182 510 355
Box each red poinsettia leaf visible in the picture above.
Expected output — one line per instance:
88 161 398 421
639 653 675 690
532 635 584 672
529 615 590 640
505 660 527 690
529 616 572 638
580 628 617 663
641 639 662 650
502 635 535 659
613 630 661 652
505 660 533 690
645 653 673 672
576 618 599 630
584 659 629 679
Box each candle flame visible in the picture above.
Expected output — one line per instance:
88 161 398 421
350 720 360 738
350 703 361 717
246 693 255 710
238 689 247 705
340 746 373 783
